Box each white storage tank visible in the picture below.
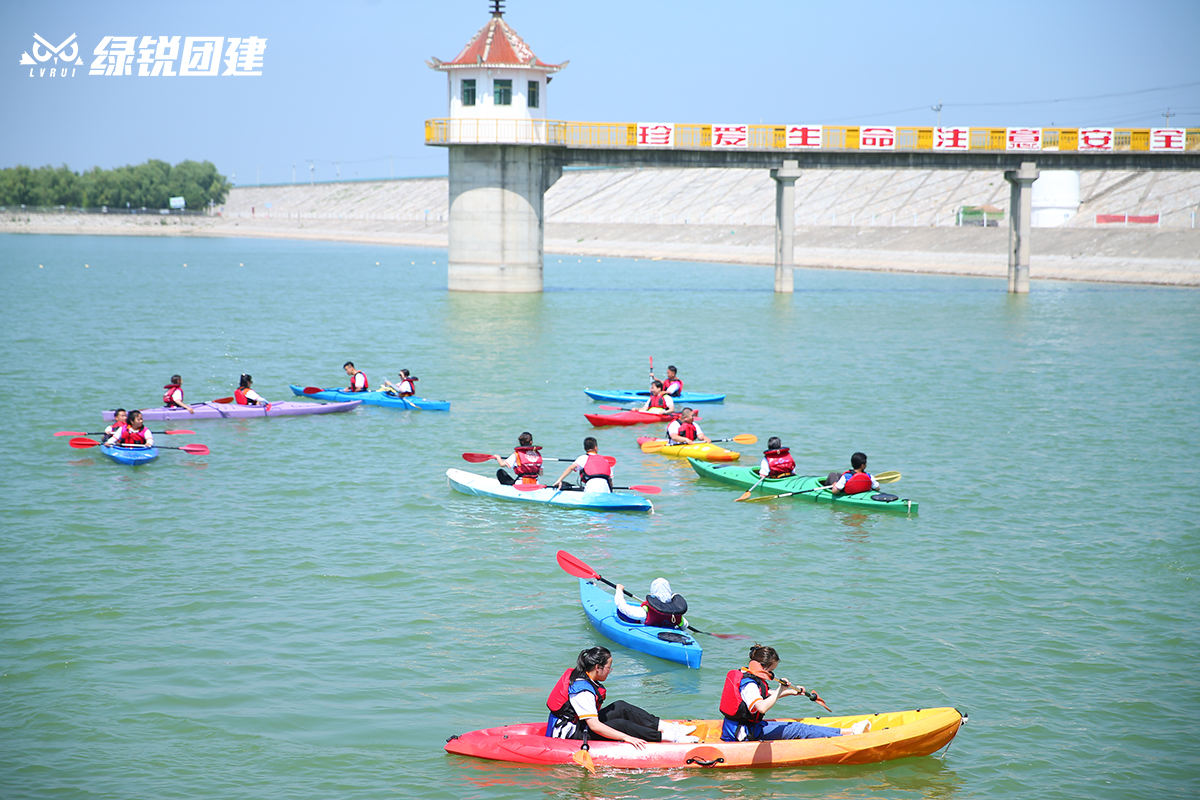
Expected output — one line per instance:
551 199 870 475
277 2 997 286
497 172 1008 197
1031 170 1080 227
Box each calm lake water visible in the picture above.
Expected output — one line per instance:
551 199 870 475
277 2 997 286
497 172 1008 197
1 233 1197 800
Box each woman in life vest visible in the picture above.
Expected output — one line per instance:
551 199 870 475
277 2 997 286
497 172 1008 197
163 375 194 414
666 407 710 445
105 410 154 447
719 645 870 742
614 578 688 630
546 646 698 745
381 369 418 397
758 437 796 479
493 431 543 486
636 381 675 415
343 361 369 392
552 437 613 492
234 374 269 405
829 452 880 495
103 408 127 440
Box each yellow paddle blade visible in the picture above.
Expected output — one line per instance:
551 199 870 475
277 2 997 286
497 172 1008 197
730 434 758 444
573 747 596 774
641 440 667 452
876 471 901 483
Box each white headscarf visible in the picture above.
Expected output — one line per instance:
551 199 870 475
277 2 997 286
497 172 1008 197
649 578 673 603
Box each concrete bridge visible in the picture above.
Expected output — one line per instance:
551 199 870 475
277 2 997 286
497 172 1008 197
426 119 1200 293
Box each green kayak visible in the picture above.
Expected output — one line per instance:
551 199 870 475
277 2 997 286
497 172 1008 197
687 459 918 514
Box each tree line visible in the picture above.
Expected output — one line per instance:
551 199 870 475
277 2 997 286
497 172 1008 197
0 160 231 211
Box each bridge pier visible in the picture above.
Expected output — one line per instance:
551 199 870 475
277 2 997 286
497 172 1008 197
447 145 563 293
770 160 802 293
1005 161 1040 294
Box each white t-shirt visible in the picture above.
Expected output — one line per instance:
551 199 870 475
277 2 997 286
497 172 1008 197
166 387 184 406
570 455 612 493
243 388 267 404
667 419 704 441
350 372 368 391
569 686 600 719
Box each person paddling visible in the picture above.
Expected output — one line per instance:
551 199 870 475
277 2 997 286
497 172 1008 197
614 578 688 630
546 646 699 745
827 452 880 495
103 408 127 440
105 410 153 447
720 645 870 742
666 407 710 445
163 375 194 414
342 361 369 392
493 431 543 486
234 374 269 405
651 365 683 398
636 381 674 415
381 369 417 397
758 437 795 479
552 437 613 493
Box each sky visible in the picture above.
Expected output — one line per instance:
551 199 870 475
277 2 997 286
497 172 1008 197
3 0 1198 186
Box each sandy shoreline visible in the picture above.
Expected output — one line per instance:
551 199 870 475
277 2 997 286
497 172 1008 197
4 210 1198 286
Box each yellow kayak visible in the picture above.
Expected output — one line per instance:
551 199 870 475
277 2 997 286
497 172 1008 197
637 436 740 462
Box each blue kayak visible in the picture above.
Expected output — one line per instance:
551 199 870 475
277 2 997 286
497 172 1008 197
288 385 450 411
100 444 159 465
578 579 702 668
584 389 725 405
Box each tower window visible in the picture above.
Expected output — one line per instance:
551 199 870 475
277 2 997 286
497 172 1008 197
494 79 512 106
461 79 475 106
527 80 539 109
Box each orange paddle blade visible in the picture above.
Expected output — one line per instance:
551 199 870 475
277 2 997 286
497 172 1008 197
573 746 595 774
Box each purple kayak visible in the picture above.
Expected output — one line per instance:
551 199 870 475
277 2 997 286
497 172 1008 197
103 400 361 422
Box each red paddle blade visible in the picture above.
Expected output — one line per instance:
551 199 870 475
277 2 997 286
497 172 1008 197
69 437 100 449
603 455 617 467
556 550 600 580
512 483 548 492
180 444 210 455
461 452 494 463
212 397 234 404
303 386 324 394
163 429 196 435
54 431 89 437
624 484 661 495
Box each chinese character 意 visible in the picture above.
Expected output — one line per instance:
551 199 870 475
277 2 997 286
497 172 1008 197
180 37 223 76
786 125 822 149
712 125 748 148
221 37 267 76
1150 129 1185 151
637 123 674 147
1078 128 1114 151
934 127 970 150
859 126 895 150
1007 128 1042 150
137 36 180 76
90 36 137 76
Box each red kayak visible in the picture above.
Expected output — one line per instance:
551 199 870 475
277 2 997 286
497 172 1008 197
585 410 698 427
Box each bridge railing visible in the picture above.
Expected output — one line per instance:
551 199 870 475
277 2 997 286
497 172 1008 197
426 119 1200 153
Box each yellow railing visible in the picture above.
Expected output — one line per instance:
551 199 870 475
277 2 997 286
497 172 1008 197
426 119 1200 153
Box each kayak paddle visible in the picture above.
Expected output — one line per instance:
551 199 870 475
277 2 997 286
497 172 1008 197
771 676 833 713
556 550 749 640
735 475 768 502
212 397 234 404
303 386 325 394
744 470 901 503
515 482 661 494
55 429 195 437
68 437 209 454
642 434 756 452
460 452 617 466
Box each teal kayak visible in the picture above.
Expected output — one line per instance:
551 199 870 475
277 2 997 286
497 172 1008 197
100 445 159 465
578 579 701 667
688 459 917 513
288 385 450 411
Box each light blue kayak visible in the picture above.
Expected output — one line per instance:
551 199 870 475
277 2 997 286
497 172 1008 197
100 444 159 465
584 388 725 404
446 469 653 512
578 578 701 668
288 385 450 411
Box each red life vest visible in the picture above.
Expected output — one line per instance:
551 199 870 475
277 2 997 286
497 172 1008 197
398 379 415 396
673 421 698 441
349 372 369 392
120 425 149 445
643 603 683 629
163 384 183 406
234 388 249 405
647 393 669 410
546 668 606 720
580 453 613 489
841 471 873 494
719 669 769 724
763 448 795 478
664 378 683 396
513 446 543 478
